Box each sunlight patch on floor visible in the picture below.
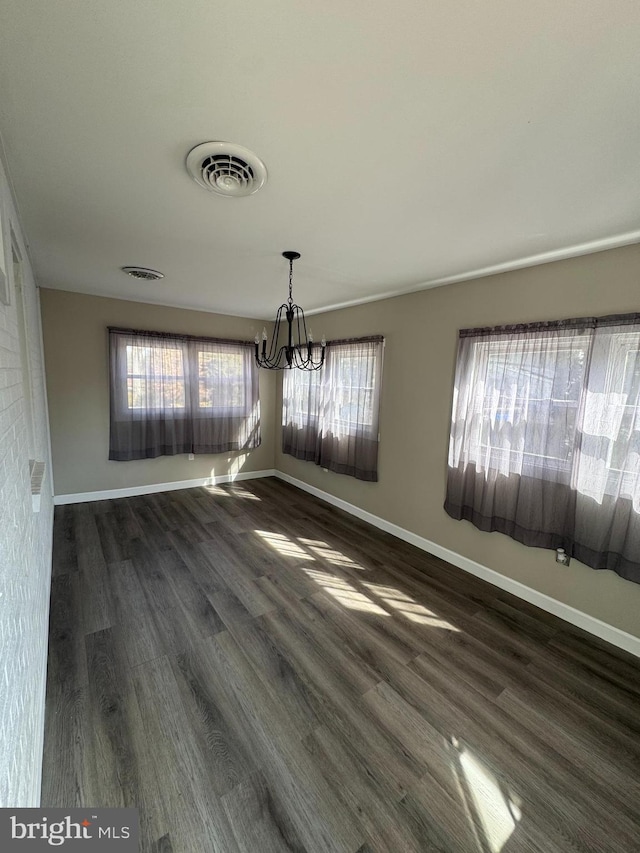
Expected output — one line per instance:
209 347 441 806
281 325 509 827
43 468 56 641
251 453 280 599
452 738 521 853
310 545 365 568
300 569 389 615
361 583 415 601
255 530 315 560
204 484 260 500
298 537 365 569
299 566 333 580
263 538 459 627
325 587 389 615
301 567 340 581
362 582 460 631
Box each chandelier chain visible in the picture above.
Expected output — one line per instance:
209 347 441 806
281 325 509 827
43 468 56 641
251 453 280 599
288 259 293 303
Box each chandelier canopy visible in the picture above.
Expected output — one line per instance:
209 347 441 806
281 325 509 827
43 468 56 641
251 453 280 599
255 251 325 370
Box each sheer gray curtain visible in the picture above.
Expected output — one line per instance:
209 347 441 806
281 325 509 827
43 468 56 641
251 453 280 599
282 336 384 481
109 328 260 460
445 313 640 583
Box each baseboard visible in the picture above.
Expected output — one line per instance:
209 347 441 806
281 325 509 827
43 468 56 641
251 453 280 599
274 471 640 659
53 469 277 505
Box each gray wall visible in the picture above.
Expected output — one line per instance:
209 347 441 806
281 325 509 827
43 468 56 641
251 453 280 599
275 244 640 639
0 156 54 806
40 289 276 496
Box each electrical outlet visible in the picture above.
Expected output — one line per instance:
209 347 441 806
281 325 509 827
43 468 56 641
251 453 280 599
188 453 195 461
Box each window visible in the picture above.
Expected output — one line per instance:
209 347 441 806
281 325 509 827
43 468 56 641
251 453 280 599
198 349 245 410
331 349 377 431
282 336 384 481
455 332 590 480
445 313 640 584
125 343 186 410
109 328 260 460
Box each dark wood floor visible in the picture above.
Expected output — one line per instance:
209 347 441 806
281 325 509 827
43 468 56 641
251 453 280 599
43 476 640 853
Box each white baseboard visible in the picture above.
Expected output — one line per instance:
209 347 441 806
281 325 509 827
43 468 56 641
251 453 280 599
53 469 277 505
275 471 640 659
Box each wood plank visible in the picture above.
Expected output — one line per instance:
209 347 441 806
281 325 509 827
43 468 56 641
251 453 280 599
52 505 78 576
41 574 92 807
131 655 241 853
130 499 174 552
222 616 323 739
198 539 276 616
302 726 438 853
95 511 129 564
150 836 174 853
131 545 226 644
207 630 365 853
168 646 257 797
221 770 308 853
260 601 381 700
107 559 167 668
74 503 114 634
84 627 167 849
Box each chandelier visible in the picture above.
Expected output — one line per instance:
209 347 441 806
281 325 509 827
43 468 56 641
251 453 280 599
255 251 326 370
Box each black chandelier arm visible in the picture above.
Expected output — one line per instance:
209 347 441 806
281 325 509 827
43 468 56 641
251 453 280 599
255 339 325 370
290 341 324 370
255 304 286 366
268 305 286 361
294 305 308 354
255 347 325 370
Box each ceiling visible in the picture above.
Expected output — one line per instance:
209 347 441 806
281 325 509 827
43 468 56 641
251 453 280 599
0 0 639 320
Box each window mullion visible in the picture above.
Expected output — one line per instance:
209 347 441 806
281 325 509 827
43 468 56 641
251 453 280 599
184 340 198 419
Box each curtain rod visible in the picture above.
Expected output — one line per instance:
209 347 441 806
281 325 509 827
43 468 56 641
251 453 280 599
108 326 255 347
326 335 384 346
459 311 640 339
110 327 384 348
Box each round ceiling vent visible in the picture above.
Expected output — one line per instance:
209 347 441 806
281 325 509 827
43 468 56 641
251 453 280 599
186 141 267 197
121 266 164 281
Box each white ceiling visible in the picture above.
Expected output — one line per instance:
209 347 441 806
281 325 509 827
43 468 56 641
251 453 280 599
0 0 639 319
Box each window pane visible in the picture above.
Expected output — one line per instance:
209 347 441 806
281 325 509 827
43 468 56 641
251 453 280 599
125 344 185 409
331 352 375 430
590 335 640 482
198 350 244 408
283 366 323 426
467 336 589 476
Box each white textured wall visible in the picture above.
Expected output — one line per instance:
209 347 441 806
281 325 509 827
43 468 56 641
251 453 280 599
0 156 53 806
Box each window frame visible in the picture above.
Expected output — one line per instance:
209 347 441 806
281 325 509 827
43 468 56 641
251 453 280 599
449 318 640 494
111 331 254 422
284 339 382 440
123 340 188 415
327 347 379 434
195 346 250 417
467 335 590 479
